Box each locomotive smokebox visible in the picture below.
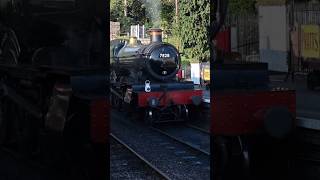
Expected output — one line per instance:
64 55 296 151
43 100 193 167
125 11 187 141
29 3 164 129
148 28 163 43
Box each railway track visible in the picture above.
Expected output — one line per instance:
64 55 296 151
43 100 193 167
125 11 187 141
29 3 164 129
297 116 320 131
187 124 210 134
152 124 210 155
110 133 169 180
111 110 210 180
291 125 320 179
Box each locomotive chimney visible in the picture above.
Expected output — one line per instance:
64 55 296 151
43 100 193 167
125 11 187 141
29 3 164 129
148 28 163 43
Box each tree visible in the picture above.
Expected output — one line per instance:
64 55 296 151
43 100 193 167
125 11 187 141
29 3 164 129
110 0 124 22
160 0 175 32
174 0 210 62
142 0 175 30
229 0 256 15
110 0 177 34
128 0 147 25
110 0 147 33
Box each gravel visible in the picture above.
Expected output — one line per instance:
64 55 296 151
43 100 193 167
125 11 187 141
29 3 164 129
188 103 211 132
111 110 210 180
154 124 210 154
110 138 166 180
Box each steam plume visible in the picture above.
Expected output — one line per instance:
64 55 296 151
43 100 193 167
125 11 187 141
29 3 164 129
144 0 161 28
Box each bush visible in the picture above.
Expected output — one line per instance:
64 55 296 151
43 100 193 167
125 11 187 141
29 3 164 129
173 0 210 62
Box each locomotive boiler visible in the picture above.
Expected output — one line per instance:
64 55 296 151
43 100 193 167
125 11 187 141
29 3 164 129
110 28 202 124
111 28 180 84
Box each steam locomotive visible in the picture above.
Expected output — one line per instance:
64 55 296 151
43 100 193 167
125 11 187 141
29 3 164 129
110 28 202 123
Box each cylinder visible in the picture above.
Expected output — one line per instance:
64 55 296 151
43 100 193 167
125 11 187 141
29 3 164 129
148 28 162 43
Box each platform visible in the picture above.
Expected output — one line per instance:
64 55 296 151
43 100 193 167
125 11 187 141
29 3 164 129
270 74 320 130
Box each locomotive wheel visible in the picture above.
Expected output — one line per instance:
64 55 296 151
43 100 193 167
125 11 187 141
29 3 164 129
180 105 189 121
264 107 293 139
111 93 122 111
212 136 229 180
188 105 202 122
239 137 252 179
170 105 188 121
144 109 155 125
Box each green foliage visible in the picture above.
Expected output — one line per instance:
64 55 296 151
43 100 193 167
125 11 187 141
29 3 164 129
110 0 124 22
119 16 134 34
229 0 256 15
160 0 175 32
110 0 147 33
174 0 210 62
128 0 147 25
110 0 176 35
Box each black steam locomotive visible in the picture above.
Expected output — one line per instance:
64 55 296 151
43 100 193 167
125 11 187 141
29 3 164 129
111 28 180 83
110 28 202 123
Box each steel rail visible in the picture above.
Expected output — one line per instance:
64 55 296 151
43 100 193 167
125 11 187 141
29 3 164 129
297 116 320 130
151 127 210 156
186 124 210 134
110 133 171 180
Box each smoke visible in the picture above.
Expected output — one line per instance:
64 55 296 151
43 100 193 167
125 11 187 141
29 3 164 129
144 0 162 28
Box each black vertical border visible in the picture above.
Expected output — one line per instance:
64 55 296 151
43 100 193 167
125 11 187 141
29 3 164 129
106 0 110 179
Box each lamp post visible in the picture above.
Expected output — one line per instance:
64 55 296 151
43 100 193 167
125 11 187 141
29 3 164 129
124 0 127 17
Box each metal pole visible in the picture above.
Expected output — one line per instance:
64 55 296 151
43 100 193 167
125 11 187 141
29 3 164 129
124 0 127 17
286 0 295 82
137 25 139 38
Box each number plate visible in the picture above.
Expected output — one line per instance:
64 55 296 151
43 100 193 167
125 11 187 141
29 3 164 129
160 53 170 58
